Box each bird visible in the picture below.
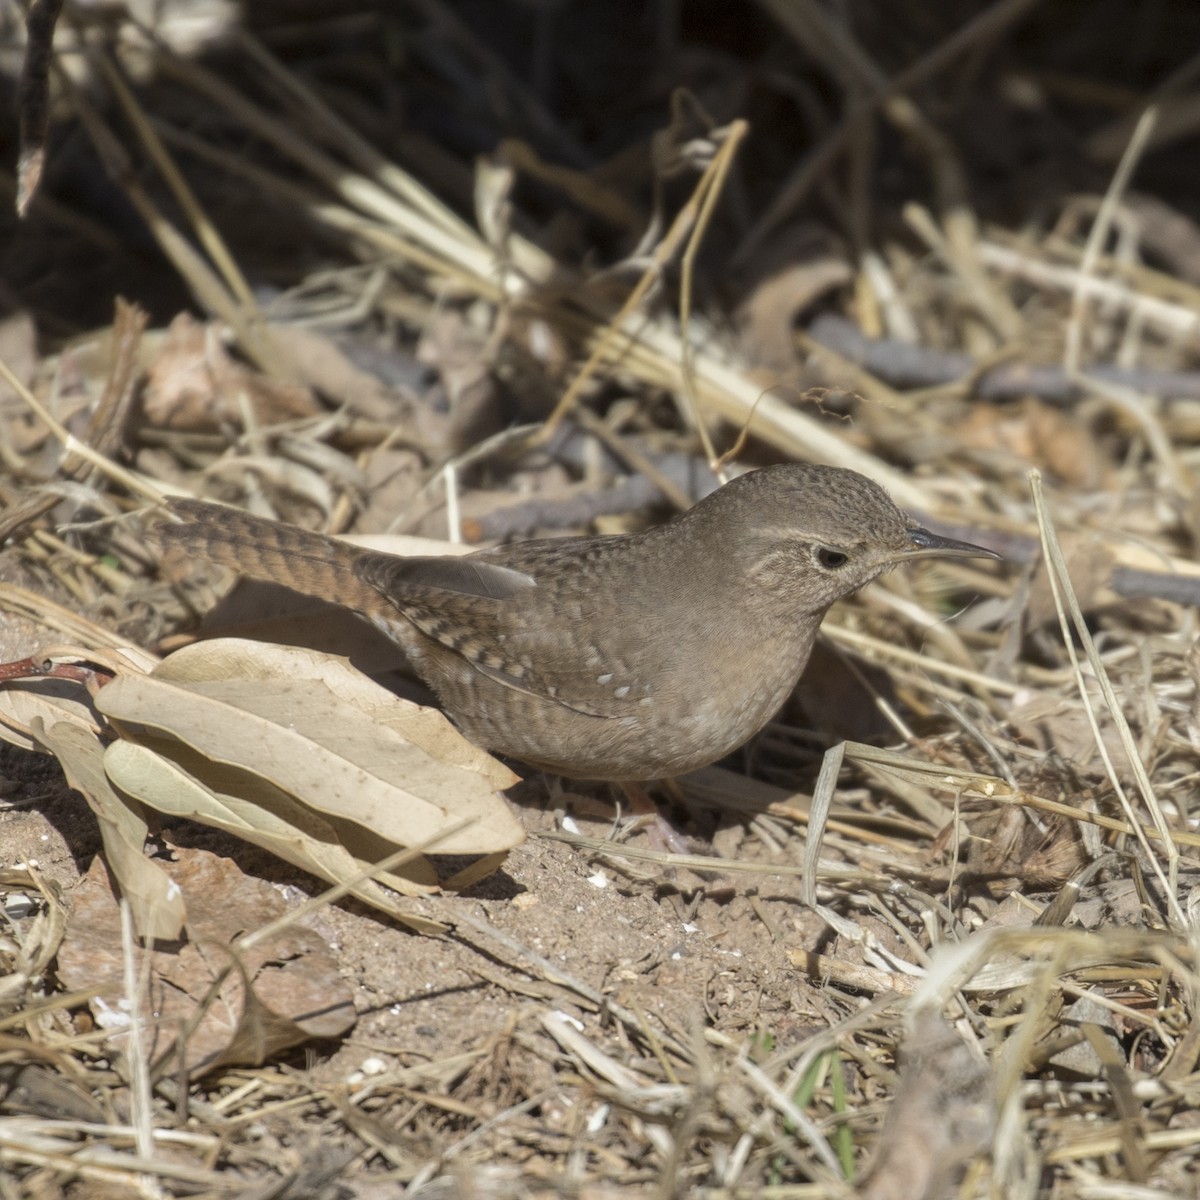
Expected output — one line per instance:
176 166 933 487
153 464 997 784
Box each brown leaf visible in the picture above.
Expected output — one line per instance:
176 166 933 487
735 239 852 374
1008 682 1126 771
56 848 355 1076
141 313 318 431
955 397 1105 488
1025 533 1116 626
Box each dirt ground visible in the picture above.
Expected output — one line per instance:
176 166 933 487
2 731 897 1194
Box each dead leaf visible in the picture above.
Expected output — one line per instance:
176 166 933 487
141 313 318 431
0 642 156 753
152 638 516 792
71 640 522 927
105 734 442 926
1008 683 1127 771
56 849 355 1075
1025 533 1116 626
733 226 851 374
955 396 1105 488
32 719 185 942
96 651 523 855
0 676 101 754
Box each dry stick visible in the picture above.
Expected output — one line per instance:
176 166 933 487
803 741 845 915
904 201 1022 338
148 32 928 506
1109 202 1200 314
497 137 644 232
1030 471 1183 928
1065 109 1158 374
978 238 1200 340
1087 48 1200 164
845 88 875 274
150 121 490 299
403 0 590 169
96 51 263 322
570 408 696 513
1074 372 1186 497
527 289 929 505
742 0 1043 258
524 116 923 502
0 584 142 651
536 122 745 443
795 325 917 414
0 299 147 543
15 0 63 215
232 27 479 245
1063 107 1187 493
119 899 157 1179
677 119 749 474
0 1145 227 1191
53 65 283 379
0 358 155 505
148 44 503 288
844 741 1200 852
543 828 875 877
807 313 1200 402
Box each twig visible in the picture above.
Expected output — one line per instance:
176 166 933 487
808 313 1200 402
16 0 63 215
0 299 148 542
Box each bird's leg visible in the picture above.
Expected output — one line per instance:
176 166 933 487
617 781 693 855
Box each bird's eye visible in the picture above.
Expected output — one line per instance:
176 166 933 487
815 546 849 569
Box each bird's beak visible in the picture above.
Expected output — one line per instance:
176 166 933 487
897 526 1001 562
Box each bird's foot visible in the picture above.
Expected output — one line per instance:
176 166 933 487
617 780 694 854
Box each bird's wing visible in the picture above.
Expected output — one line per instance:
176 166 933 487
354 549 653 718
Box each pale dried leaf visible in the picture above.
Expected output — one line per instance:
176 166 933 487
0 643 157 752
150 638 520 796
94 645 524 855
1008 685 1127 771
0 681 100 753
141 313 318 430
32 719 185 941
1025 533 1116 626
105 736 446 932
736 239 852 373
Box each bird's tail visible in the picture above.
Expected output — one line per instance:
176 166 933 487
153 498 382 613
